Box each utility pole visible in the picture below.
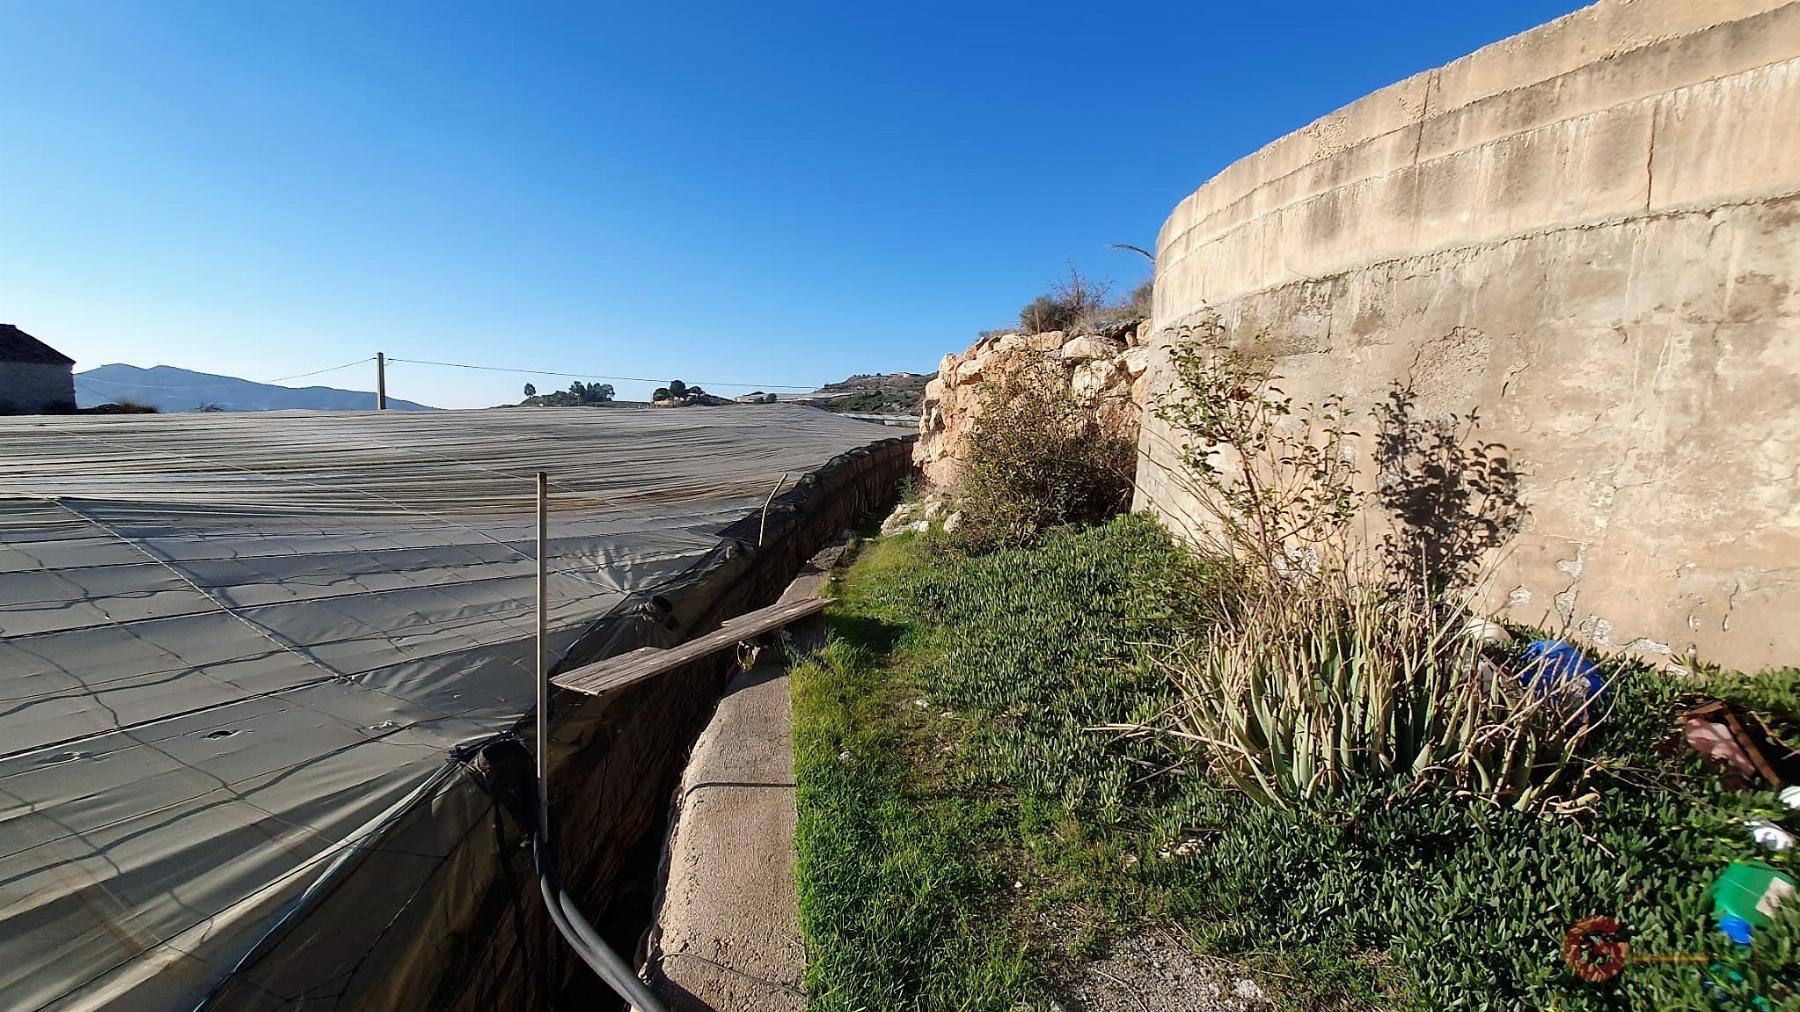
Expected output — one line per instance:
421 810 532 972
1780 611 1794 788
376 352 388 411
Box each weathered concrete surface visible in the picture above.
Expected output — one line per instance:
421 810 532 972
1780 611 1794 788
1138 0 1800 671
641 539 850 1011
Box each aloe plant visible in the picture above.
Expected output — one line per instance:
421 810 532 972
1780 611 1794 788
1139 566 1599 811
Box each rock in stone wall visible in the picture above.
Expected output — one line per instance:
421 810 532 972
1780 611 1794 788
1138 0 1800 671
915 319 1152 487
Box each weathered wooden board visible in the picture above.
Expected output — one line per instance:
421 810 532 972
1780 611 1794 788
551 596 833 697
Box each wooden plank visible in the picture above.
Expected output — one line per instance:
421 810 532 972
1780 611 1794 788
553 596 833 697
721 597 834 628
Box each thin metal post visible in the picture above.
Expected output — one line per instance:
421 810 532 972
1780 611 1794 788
535 471 549 841
376 352 388 411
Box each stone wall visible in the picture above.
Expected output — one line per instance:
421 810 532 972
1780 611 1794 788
0 362 75 414
1137 0 1800 671
915 320 1152 487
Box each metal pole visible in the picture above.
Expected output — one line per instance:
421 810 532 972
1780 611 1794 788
376 352 388 411
535 471 549 842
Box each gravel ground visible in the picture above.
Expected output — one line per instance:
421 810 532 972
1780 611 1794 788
1058 932 1273 1012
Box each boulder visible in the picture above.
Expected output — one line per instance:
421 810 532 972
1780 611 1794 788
1120 346 1153 377
1060 335 1125 362
993 333 1029 355
1071 359 1123 403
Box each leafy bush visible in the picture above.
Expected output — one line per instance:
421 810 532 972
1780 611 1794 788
948 356 1135 552
525 380 614 406
1152 316 1362 574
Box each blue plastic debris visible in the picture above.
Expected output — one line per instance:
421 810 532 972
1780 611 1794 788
1519 639 1606 700
1720 913 1756 945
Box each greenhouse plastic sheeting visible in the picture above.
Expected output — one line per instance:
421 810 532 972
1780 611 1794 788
0 405 892 1011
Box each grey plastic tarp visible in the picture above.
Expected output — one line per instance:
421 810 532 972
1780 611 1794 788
0 405 892 1010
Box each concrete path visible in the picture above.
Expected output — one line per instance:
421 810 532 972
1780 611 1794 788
640 538 849 1011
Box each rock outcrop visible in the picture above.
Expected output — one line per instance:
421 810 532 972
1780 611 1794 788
915 318 1151 487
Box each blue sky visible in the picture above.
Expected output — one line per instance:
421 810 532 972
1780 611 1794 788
1 0 1587 408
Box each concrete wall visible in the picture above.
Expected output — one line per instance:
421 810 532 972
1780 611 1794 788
1137 0 1800 671
0 362 75 414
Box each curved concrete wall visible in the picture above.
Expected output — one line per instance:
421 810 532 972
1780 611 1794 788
1138 0 1800 670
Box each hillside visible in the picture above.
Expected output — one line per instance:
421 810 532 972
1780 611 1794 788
75 364 436 413
790 372 929 415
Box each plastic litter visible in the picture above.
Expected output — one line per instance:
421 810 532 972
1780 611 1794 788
1710 860 1797 944
1746 819 1797 852
1686 713 1761 779
1780 785 1800 809
1682 700 1785 785
1459 617 1516 647
1519 639 1605 699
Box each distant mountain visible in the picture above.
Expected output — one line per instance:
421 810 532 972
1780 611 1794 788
789 372 930 415
74 364 436 413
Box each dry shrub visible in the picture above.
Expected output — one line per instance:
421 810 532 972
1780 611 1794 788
1017 264 1112 336
949 356 1135 552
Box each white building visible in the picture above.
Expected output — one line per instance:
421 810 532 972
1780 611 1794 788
0 325 76 414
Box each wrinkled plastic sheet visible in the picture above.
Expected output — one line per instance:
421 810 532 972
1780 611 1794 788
0 406 891 1010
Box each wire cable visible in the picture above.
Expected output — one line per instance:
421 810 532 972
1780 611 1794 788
265 357 377 385
72 358 376 392
386 357 816 391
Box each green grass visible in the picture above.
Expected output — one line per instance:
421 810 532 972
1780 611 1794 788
793 536 1040 1011
793 517 1800 1010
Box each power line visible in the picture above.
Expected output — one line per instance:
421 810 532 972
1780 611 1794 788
266 356 377 385
73 358 375 392
386 357 817 391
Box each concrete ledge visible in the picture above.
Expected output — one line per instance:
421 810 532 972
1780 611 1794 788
640 538 851 1010
643 666 805 1011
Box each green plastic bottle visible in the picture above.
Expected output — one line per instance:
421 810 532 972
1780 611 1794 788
1711 860 1797 943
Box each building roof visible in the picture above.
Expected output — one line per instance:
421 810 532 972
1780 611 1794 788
0 324 74 366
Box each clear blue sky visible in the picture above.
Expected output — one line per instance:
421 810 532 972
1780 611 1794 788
1 0 1587 408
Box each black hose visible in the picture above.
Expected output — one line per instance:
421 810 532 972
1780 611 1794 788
532 834 669 1012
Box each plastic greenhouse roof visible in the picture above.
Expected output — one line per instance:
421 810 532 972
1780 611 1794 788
0 405 892 1010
